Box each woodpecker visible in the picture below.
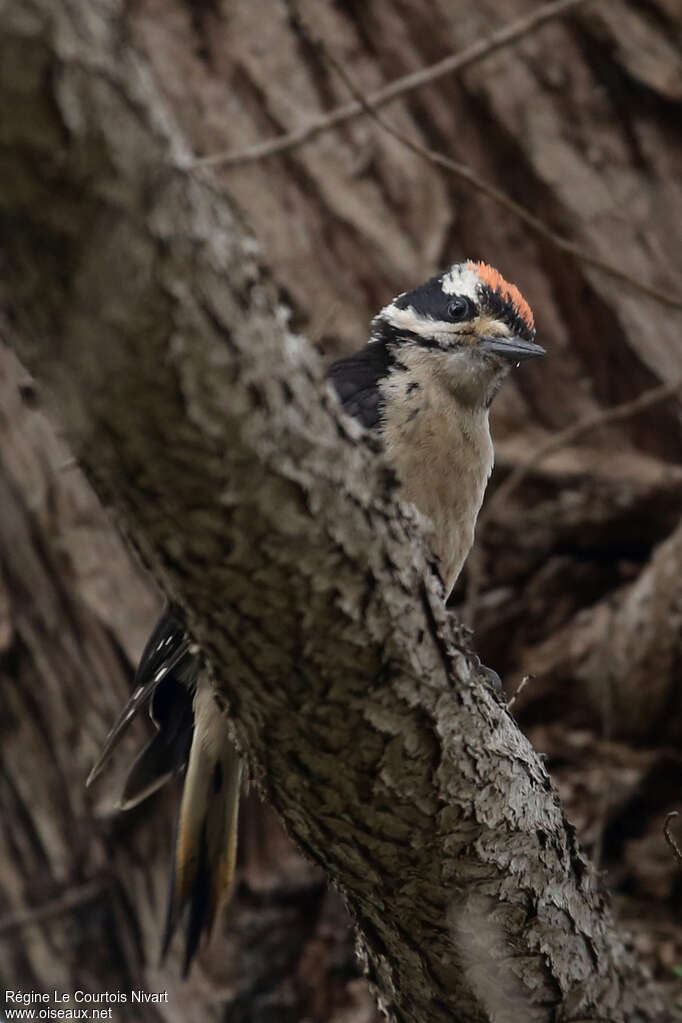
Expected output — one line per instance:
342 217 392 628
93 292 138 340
330 259 544 594
88 259 543 973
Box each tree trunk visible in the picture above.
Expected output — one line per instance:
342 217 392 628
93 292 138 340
0 342 375 1022
1 0 680 1021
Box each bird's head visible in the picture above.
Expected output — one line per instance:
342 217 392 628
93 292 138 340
371 260 545 407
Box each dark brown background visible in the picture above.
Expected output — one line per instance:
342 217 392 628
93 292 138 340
1 1 681 1019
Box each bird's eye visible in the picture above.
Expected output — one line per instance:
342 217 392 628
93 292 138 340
447 297 472 321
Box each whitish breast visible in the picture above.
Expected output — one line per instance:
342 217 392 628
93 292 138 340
380 361 494 596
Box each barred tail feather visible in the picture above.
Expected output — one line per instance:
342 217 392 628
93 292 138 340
162 681 242 974
89 604 240 974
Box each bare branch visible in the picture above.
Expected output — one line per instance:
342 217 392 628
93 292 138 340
192 0 594 170
664 812 682 869
0 880 107 936
506 673 534 711
316 40 682 311
464 375 682 623
481 375 682 535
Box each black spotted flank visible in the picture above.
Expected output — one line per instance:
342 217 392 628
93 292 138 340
478 285 536 343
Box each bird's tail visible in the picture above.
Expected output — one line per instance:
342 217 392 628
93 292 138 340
162 680 242 974
87 605 241 974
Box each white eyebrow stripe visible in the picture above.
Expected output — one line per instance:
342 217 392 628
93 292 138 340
380 303 462 337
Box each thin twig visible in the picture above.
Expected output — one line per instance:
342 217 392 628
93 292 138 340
192 0 593 170
664 811 682 868
592 672 615 872
506 674 534 711
464 375 682 624
318 40 682 311
481 375 682 534
0 878 107 937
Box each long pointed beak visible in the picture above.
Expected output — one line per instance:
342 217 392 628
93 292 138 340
479 335 546 361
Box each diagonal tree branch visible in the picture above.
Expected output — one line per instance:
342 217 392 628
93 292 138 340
195 0 682 312
191 0 594 170
0 880 109 937
0 1 672 1020
480 375 682 533
465 375 682 622
316 38 682 311
664 813 682 869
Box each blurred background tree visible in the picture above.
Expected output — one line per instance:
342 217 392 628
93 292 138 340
1 0 680 1019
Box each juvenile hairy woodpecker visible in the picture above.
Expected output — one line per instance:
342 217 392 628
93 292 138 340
88 260 544 972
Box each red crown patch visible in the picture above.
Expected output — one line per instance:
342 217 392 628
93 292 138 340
467 260 535 334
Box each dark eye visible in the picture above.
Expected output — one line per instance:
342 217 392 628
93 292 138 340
447 297 472 321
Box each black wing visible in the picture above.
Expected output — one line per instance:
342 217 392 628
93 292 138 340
327 341 393 430
87 604 197 790
134 603 192 689
117 671 195 810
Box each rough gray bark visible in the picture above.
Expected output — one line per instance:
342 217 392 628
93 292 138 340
0 2 674 1021
0 341 373 1023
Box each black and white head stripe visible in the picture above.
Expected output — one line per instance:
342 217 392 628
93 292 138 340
329 260 538 430
372 261 536 344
